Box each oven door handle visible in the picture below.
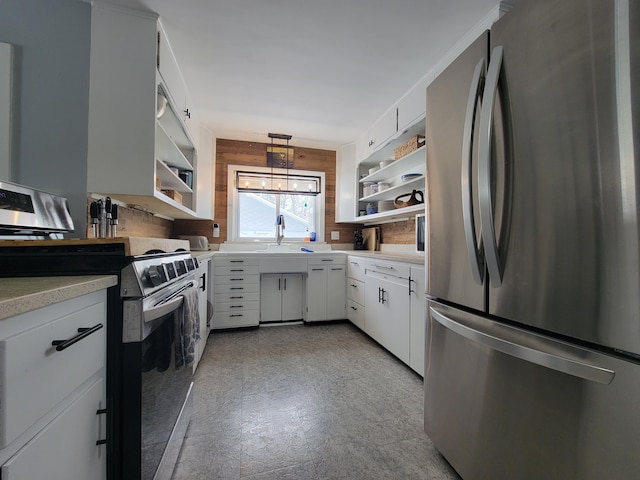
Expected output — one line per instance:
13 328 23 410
143 295 184 323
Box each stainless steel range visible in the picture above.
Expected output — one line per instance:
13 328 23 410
0 181 200 480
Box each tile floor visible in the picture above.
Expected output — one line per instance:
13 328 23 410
171 321 461 479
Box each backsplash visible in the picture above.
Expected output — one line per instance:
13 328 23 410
84 198 172 238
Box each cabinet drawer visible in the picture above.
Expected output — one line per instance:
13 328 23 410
0 301 106 448
366 260 410 279
308 255 346 265
214 292 260 304
1 378 105 480
214 257 260 267
347 299 366 331
213 274 260 285
215 265 260 276
347 256 367 282
347 279 365 305
214 282 260 294
214 301 260 314
212 310 260 329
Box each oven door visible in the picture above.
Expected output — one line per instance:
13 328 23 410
121 280 196 480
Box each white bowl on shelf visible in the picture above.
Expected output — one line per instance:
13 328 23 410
368 166 380 175
401 173 423 182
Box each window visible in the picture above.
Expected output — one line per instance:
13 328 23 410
227 165 325 242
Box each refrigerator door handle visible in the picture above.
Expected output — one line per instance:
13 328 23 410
478 45 504 287
430 306 615 385
461 57 486 285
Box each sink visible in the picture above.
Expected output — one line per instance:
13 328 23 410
218 242 332 253
261 243 299 252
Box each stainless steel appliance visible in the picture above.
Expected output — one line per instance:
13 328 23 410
424 1 640 479
0 183 200 480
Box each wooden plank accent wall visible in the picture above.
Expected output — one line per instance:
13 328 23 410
174 138 361 245
379 218 415 244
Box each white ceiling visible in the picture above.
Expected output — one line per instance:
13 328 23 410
93 0 501 149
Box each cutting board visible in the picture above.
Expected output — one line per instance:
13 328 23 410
362 227 380 251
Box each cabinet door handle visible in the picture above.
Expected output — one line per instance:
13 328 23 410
200 272 206 292
350 306 358 311
350 283 358 288
52 323 103 352
331 267 343 271
284 278 287 290
312 268 324 271
184 108 191 118
371 264 395 271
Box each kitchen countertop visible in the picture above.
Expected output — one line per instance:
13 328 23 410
0 275 118 321
341 250 425 265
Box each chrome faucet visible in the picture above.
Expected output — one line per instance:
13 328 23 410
275 214 285 245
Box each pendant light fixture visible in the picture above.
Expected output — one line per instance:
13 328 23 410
236 133 321 195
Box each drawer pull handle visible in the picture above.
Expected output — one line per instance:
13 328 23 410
230 296 244 299
230 278 244 281
321 259 334 262
96 408 107 415
230 314 244 317
230 287 244 290
230 260 244 263
230 269 244 272
96 439 107 446
350 306 358 311
52 323 103 351
311 268 324 271
230 305 243 308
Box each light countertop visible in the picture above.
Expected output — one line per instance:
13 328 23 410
0 275 118 321
341 250 425 265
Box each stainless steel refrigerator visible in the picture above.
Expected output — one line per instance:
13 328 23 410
424 0 640 479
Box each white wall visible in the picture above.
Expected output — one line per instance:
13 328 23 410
0 0 91 236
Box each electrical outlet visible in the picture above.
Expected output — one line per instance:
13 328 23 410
331 231 340 240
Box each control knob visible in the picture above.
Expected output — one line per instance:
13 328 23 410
146 264 166 287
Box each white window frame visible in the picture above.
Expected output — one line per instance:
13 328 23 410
226 164 325 243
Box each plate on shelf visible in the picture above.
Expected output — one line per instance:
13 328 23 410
401 173 423 182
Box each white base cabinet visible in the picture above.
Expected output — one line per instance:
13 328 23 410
0 290 107 480
409 266 426 376
364 264 411 365
193 257 210 371
260 273 304 322
348 255 426 375
1 378 105 480
346 256 368 330
212 257 260 329
306 256 346 322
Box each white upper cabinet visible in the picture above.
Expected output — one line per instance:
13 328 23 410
87 4 210 219
335 142 357 223
397 76 429 135
356 106 397 161
157 21 197 144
